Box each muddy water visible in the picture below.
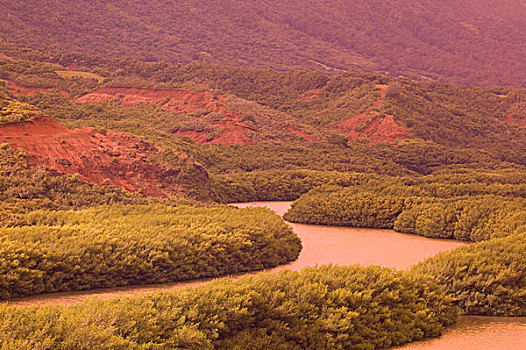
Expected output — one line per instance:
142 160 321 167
236 202 526 350
235 202 467 271
3 201 525 349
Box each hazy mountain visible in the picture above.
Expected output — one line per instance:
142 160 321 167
1 0 525 87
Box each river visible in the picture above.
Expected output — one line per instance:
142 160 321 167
3 201 525 349
236 202 526 350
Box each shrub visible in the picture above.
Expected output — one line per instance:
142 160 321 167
0 265 458 349
0 205 301 299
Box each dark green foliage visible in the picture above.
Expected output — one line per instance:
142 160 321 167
0 265 458 349
413 233 526 316
0 205 300 300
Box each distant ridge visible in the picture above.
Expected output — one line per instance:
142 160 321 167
0 0 525 87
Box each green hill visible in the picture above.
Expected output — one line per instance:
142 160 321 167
1 0 525 87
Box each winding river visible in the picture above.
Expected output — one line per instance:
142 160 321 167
3 201 526 349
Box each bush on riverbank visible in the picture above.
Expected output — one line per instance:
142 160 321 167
413 233 526 316
216 168 526 203
0 265 459 350
284 188 526 242
0 205 301 300
284 180 526 316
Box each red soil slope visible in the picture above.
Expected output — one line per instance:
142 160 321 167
77 87 256 145
286 126 319 142
501 113 526 128
3 80 69 97
334 84 409 144
0 115 205 196
300 89 321 101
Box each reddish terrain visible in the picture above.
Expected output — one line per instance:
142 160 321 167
0 115 206 196
77 87 256 145
3 80 69 97
334 85 409 144
501 113 526 128
287 127 319 142
300 89 321 101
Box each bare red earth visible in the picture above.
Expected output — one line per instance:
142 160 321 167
77 87 256 145
0 115 205 196
3 80 69 97
501 113 526 128
333 84 409 144
300 89 321 101
287 127 319 142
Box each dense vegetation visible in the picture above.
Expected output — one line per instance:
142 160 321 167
283 171 526 316
0 22 525 345
0 265 458 349
284 170 526 242
1 0 525 87
414 233 526 316
0 144 153 224
3 54 525 175
0 205 300 299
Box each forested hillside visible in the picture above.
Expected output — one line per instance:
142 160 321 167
2 54 526 181
1 0 525 87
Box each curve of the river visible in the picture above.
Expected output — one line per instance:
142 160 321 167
2 201 525 349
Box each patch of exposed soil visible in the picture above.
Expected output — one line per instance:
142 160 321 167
336 113 409 144
300 89 321 101
287 126 319 142
0 115 206 196
333 84 409 144
501 113 526 128
77 87 257 145
3 80 69 97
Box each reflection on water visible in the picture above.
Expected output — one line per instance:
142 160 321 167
4 201 525 349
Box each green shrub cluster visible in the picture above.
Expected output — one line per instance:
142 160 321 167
0 265 458 350
0 100 39 124
216 168 526 203
285 190 526 242
284 174 526 316
413 233 526 316
0 144 152 223
215 170 382 203
0 205 300 299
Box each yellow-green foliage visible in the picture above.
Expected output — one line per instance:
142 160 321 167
55 70 105 83
284 173 526 316
216 168 526 203
0 265 458 350
286 190 526 242
283 169 526 242
413 233 526 316
0 205 301 299
0 144 149 221
215 170 383 203
0 100 39 124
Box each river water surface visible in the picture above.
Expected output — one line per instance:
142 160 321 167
236 202 526 350
4 201 525 349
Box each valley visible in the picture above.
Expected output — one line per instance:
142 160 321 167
0 3 525 348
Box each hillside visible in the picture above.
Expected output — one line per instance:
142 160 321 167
1 0 525 87
2 54 526 179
